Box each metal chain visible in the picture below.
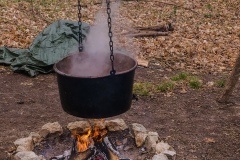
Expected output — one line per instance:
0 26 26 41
78 0 83 52
106 0 116 75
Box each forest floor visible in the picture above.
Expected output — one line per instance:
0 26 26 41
0 0 240 159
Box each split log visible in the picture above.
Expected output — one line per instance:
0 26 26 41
218 53 240 103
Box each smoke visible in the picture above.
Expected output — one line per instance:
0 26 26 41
83 8 109 60
83 1 124 59
68 1 138 77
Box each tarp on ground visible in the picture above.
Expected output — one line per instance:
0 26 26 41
0 20 90 77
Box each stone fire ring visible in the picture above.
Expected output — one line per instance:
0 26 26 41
7 119 176 160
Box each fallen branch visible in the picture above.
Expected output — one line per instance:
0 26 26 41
127 31 169 37
123 22 173 37
134 23 174 32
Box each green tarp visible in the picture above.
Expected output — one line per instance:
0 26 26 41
0 20 90 77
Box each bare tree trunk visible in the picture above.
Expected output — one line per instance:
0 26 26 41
218 53 240 103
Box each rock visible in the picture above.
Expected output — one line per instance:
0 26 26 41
131 123 148 147
131 123 147 136
8 145 17 153
145 132 159 153
155 141 170 154
67 121 91 133
148 132 159 142
38 129 49 138
135 132 148 147
137 58 149 67
162 150 176 157
105 119 128 131
16 146 29 152
152 153 169 160
14 137 33 151
14 151 45 160
41 122 63 135
88 119 106 130
29 132 42 144
207 81 214 87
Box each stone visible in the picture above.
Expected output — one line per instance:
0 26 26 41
137 58 149 67
152 153 169 160
38 129 49 138
162 150 176 157
155 141 171 154
67 121 91 133
16 146 29 152
14 137 33 151
14 151 45 160
131 123 147 136
207 81 214 87
105 119 128 131
148 132 159 142
29 132 42 144
145 132 159 153
88 119 106 130
41 122 63 135
131 123 148 147
8 145 17 153
135 132 148 147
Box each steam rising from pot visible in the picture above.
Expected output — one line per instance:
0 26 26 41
68 1 137 77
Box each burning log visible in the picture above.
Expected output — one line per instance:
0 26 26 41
50 125 131 160
103 137 120 159
50 136 131 160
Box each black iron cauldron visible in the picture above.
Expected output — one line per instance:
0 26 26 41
53 52 137 118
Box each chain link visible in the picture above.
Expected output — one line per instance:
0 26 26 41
106 0 115 75
78 0 83 52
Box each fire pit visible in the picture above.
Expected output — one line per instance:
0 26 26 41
8 119 176 160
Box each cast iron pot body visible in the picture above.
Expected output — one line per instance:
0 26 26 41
54 52 137 118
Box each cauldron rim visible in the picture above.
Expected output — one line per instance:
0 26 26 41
53 52 138 79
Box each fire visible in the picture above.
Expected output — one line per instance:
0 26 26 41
72 126 108 153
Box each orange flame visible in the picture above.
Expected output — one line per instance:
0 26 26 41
72 126 108 153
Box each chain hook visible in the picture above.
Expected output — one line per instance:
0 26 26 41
78 0 83 52
106 0 115 75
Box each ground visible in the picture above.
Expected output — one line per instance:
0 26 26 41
0 65 240 159
0 0 240 160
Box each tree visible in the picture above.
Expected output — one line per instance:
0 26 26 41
218 53 240 103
